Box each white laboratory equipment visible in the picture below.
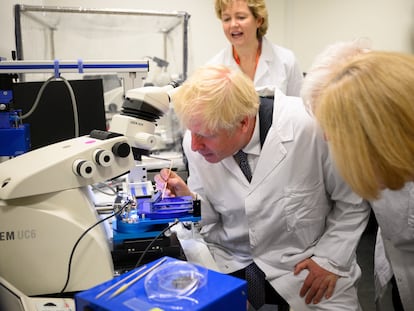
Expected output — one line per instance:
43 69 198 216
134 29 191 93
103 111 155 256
0 63 178 309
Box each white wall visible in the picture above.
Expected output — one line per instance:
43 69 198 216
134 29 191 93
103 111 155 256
1 0 413 74
0 0 41 60
285 0 414 72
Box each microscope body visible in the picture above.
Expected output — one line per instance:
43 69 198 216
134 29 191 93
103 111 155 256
0 83 175 298
0 134 135 296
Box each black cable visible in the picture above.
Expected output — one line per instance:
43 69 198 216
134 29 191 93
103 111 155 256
134 219 180 269
60 199 131 294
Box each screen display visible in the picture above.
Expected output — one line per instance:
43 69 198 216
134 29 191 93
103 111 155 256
12 79 107 150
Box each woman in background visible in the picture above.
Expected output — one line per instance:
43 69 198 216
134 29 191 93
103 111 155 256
301 40 414 311
208 0 303 97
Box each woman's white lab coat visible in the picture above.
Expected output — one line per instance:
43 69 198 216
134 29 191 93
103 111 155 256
372 184 414 310
207 37 303 97
183 89 370 310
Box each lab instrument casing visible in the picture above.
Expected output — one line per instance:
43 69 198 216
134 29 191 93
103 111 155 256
0 72 178 304
75 256 247 311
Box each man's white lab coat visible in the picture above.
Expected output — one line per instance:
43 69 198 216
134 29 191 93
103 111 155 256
183 89 370 310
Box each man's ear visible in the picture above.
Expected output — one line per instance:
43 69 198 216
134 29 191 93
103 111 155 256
239 116 251 133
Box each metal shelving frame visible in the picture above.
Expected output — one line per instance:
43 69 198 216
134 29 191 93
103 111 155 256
14 4 190 81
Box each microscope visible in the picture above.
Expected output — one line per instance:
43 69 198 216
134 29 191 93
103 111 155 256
0 81 178 309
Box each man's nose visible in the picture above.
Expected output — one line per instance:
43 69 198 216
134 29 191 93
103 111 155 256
191 133 203 151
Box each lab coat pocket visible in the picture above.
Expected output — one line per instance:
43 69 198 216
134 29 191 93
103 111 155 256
283 183 327 247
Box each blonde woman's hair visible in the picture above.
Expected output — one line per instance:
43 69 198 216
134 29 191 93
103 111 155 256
172 65 259 133
315 51 414 199
215 0 268 38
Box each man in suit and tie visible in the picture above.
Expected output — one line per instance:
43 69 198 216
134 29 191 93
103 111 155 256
154 64 370 311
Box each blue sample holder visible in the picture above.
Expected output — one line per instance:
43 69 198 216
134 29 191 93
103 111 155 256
113 195 201 243
75 256 247 311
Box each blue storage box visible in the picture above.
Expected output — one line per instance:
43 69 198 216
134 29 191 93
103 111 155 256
75 256 247 311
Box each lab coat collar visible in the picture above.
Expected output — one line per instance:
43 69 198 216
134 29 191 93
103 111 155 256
222 89 294 188
242 113 261 156
251 94 293 189
254 37 272 85
222 115 260 186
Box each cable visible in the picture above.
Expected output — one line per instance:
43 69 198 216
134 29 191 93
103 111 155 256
91 182 118 196
60 199 132 294
20 75 80 137
134 219 180 269
60 76 79 137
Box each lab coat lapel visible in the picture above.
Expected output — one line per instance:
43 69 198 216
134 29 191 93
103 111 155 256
222 156 251 186
221 127 291 188
222 88 294 187
254 59 270 86
251 126 290 188
251 99 294 189
254 39 272 86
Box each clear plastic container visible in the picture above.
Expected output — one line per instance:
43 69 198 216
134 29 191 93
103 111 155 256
144 261 207 302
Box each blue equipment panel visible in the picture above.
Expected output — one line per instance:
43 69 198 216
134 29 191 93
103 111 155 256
75 256 247 311
0 123 30 156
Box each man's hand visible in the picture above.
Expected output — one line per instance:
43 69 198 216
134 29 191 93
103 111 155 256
294 258 339 304
154 168 193 198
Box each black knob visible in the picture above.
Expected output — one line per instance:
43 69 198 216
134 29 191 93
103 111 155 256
93 149 114 167
72 160 96 178
112 142 131 158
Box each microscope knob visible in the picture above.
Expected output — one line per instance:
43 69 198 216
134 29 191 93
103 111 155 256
93 149 114 167
73 159 96 178
112 141 131 158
